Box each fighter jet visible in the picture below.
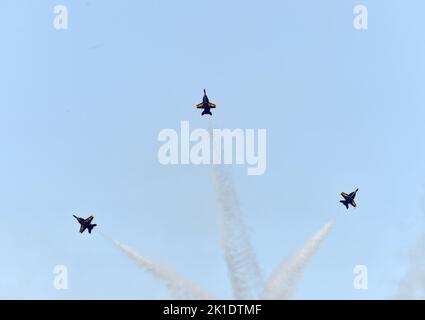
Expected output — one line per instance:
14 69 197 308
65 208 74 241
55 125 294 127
73 215 97 234
339 189 359 209
196 89 216 116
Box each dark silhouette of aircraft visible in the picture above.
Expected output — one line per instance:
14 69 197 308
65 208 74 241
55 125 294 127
340 189 358 209
73 215 97 234
196 89 216 116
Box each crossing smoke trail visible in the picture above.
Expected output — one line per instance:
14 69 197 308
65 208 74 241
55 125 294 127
208 119 263 299
103 234 216 300
98 117 329 300
261 220 334 300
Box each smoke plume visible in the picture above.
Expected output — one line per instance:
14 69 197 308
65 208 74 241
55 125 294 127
261 220 334 300
109 237 216 300
210 164 262 298
99 118 331 300
208 119 263 299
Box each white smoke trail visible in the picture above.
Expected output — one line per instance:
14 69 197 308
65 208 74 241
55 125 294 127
108 236 217 300
208 120 263 299
261 220 334 300
211 166 263 299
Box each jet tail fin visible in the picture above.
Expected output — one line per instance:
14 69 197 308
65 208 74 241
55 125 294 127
88 224 97 234
201 110 212 116
339 200 349 209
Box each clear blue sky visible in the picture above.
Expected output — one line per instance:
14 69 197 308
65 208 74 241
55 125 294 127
1 0 424 299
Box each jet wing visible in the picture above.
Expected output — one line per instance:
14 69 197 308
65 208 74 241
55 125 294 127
79 225 86 233
85 216 94 223
208 103 216 108
341 192 349 199
351 200 357 208
196 103 204 109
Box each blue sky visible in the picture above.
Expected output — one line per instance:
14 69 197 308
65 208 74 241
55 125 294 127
1 0 425 299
